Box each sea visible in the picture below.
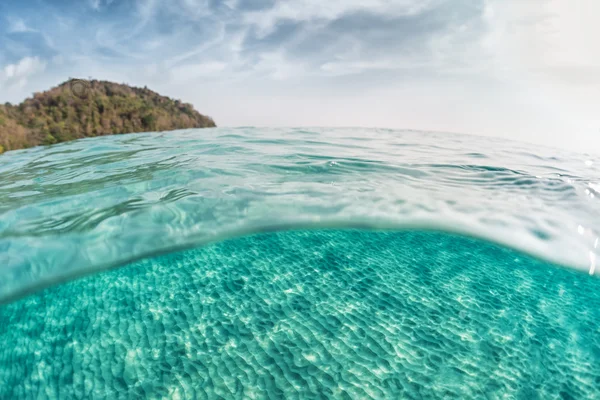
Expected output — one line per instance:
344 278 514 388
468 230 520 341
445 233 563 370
0 128 599 399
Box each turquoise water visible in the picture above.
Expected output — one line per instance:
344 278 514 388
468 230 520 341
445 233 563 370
1 128 600 398
2 230 600 399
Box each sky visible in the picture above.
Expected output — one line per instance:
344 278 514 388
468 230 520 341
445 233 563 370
0 0 599 154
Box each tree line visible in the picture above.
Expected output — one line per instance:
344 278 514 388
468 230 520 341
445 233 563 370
0 79 216 153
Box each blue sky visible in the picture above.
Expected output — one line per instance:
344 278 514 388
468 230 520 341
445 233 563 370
1 0 598 153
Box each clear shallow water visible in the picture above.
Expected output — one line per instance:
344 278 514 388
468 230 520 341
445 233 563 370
1 128 600 398
1 230 599 399
0 127 598 302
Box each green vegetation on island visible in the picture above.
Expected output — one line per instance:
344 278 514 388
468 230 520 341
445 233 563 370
0 79 216 153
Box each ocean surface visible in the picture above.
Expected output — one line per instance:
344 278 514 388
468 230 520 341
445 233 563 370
1 128 599 398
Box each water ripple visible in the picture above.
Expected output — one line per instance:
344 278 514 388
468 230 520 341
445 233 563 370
0 128 598 302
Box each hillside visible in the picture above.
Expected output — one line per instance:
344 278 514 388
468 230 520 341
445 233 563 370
0 79 216 153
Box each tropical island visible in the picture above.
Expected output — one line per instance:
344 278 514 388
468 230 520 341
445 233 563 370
0 79 216 154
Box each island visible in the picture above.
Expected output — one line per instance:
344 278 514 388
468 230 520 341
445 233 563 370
0 79 216 154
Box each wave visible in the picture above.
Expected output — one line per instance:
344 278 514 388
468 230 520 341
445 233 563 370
0 128 598 303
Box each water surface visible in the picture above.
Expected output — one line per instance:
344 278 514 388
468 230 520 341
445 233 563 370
0 128 598 302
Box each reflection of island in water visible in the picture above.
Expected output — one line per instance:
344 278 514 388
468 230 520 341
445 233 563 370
0 79 216 153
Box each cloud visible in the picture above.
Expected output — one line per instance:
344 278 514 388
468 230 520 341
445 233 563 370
0 56 47 88
482 0 600 74
293 4 485 71
241 0 442 37
169 61 228 83
0 0 489 82
320 60 398 76
89 0 117 11
6 18 34 33
0 0 598 152
2 0 595 82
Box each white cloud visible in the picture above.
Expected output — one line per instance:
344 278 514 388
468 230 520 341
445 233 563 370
478 0 600 151
482 0 600 74
252 51 307 80
170 62 228 83
7 18 34 33
243 0 441 37
90 0 116 10
0 57 47 88
320 60 397 76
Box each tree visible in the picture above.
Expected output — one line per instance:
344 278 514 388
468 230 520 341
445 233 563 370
0 79 216 153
